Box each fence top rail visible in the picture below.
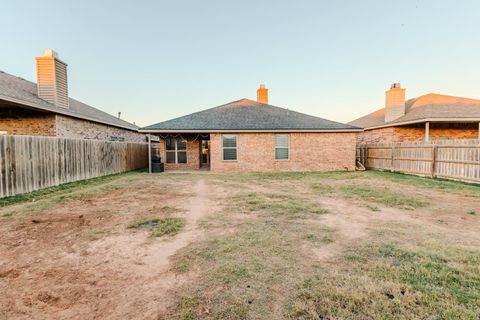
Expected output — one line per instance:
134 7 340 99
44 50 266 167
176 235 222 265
362 144 480 149
361 139 480 148
365 145 437 149
0 134 148 145
436 145 480 149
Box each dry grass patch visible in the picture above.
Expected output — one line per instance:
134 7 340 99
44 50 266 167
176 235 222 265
212 171 362 184
233 192 328 218
159 205 185 214
303 226 336 244
310 182 335 194
169 220 334 319
339 185 429 210
0 171 142 208
366 171 480 197
167 188 336 319
127 217 185 237
287 241 480 319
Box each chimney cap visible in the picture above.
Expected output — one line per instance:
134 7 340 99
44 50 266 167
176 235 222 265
390 83 401 89
259 84 266 89
43 49 59 59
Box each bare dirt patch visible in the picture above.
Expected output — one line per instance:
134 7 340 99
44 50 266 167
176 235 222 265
0 174 219 319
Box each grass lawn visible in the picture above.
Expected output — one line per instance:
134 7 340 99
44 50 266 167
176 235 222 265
0 170 479 319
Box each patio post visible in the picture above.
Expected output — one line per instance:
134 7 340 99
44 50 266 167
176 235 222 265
425 122 430 141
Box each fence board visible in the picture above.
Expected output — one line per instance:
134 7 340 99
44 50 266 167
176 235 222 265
0 135 148 198
357 139 480 184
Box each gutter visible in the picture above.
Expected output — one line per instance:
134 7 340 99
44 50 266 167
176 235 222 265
139 129 364 133
363 118 480 130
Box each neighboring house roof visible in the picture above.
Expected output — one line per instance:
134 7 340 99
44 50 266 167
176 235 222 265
141 98 361 132
349 93 480 130
0 70 139 131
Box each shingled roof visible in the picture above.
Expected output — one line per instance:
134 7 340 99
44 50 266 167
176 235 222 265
350 93 480 129
141 99 361 132
0 70 138 131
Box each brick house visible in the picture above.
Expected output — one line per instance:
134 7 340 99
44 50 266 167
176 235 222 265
140 85 362 172
0 50 145 142
349 83 480 144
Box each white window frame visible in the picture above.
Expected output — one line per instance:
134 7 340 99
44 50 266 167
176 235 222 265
165 138 187 164
222 134 237 161
274 134 289 160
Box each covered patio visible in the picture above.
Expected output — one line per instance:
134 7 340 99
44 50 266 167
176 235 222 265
422 121 480 141
149 133 211 171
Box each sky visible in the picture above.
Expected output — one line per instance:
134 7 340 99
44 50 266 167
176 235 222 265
1 0 480 127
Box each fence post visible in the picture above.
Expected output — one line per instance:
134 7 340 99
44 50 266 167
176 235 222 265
431 145 437 178
363 145 368 170
391 145 395 172
147 134 152 174
361 145 365 167
360 146 363 166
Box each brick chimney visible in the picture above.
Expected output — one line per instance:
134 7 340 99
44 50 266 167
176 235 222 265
36 49 69 108
385 83 405 122
256 84 268 104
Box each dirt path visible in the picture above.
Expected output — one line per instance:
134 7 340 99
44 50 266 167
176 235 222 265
140 178 212 270
87 178 216 319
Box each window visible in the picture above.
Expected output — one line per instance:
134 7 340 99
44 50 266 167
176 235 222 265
222 135 237 160
165 138 187 164
275 134 289 160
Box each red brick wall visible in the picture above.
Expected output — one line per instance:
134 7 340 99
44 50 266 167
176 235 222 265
56 115 145 142
356 127 396 144
0 108 56 136
429 126 479 140
357 123 479 144
0 107 145 141
209 132 357 173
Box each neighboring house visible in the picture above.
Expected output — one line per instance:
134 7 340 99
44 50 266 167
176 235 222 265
0 50 145 142
140 85 362 172
349 83 480 144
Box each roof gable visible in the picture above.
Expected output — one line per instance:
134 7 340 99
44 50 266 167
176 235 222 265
142 99 360 132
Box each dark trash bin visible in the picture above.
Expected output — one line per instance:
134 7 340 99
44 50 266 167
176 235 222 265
151 162 164 173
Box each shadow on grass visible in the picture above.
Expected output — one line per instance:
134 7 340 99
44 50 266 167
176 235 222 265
0 170 147 208
367 171 480 193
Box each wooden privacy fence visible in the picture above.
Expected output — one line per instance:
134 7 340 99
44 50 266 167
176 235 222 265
0 135 148 198
357 139 480 183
